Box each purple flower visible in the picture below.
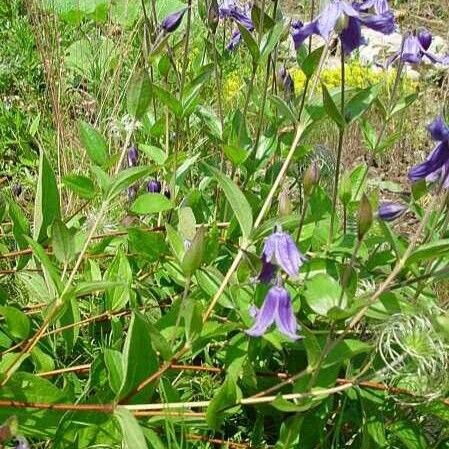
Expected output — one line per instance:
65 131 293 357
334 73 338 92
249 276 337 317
147 180 162 193
386 30 449 66
258 255 277 283
358 0 390 14
409 116 449 187
278 65 295 99
291 0 394 54
219 0 254 31
226 28 242 51
261 229 306 278
127 146 139 167
161 7 188 33
246 286 301 340
377 202 408 221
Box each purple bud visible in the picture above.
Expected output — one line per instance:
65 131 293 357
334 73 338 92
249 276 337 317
417 28 432 51
13 437 30 449
161 7 188 33
377 202 408 222
12 184 22 197
127 146 139 167
147 180 162 193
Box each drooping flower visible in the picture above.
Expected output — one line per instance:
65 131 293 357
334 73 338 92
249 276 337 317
260 228 306 278
246 285 301 340
147 180 162 193
377 202 408 221
127 146 139 167
386 30 449 66
219 0 254 31
258 255 277 283
277 65 295 99
409 116 449 187
291 0 395 54
161 7 188 33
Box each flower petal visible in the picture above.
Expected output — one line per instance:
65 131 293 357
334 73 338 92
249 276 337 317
427 116 449 142
274 287 301 340
409 142 449 182
291 20 318 49
246 288 278 337
340 16 364 54
316 1 342 40
359 11 395 34
377 202 408 221
258 255 277 283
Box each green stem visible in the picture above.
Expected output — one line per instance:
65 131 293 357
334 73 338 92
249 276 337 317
328 43 346 245
238 64 257 146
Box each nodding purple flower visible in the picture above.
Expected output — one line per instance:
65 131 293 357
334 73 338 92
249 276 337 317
409 116 449 187
258 255 277 283
291 0 394 54
246 285 302 340
219 0 254 31
386 30 449 66
226 28 242 51
260 228 306 279
377 202 408 221
127 146 139 167
161 7 188 33
127 185 138 202
147 180 162 193
277 65 295 99
13 437 30 449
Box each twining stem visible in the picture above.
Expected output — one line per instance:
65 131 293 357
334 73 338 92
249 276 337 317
0 129 134 387
328 42 346 245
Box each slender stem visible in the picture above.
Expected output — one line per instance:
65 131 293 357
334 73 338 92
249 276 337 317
238 65 257 145
328 44 346 245
179 0 193 99
295 194 309 243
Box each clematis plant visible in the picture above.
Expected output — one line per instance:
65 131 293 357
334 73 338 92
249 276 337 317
147 180 162 193
291 0 395 54
386 29 449 66
127 146 138 167
161 7 188 33
409 116 449 187
246 285 302 340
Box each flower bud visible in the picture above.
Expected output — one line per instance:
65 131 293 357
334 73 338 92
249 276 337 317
357 194 373 239
303 162 320 196
208 0 219 34
127 146 139 167
278 189 292 216
12 184 22 197
161 7 188 33
377 201 407 222
127 185 138 202
164 189 171 199
147 180 162 193
182 226 206 276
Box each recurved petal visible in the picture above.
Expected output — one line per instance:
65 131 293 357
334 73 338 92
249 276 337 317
359 11 395 34
274 287 301 340
291 20 318 49
274 233 301 277
316 1 342 40
409 142 449 182
377 202 408 221
340 16 364 54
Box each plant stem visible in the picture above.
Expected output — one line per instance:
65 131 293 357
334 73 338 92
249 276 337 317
238 64 257 146
328 43 346 245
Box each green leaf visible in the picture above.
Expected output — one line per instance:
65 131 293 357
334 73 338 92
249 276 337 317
51 219 75 264
178 207 196 241
322 84 345 129
0 306 30 340
140 144 167 165
269 95 297 123
301 45 324 79
345 84 380 124
224 144 249 166
390 421 428 449
104 348 124 395
251 3 275 33
119 312 159 402
127 70 152 119
63 174 96 199
59 295 80 353
7 199 31 269
128 228 168 262
325 339 372 367
205 164 253 242
275 415 303 448
260 22 284 61
390 93 418 117
115 407 148 449
131 193 173 215
304 273 347 317
78 120 109 166
206 377 240 429
406 239 449 266
152 84 183 117
105 250 132 311
237 24 259 63
33 151 61 243
107 166 152 200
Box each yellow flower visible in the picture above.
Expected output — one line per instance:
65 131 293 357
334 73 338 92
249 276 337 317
223 71 243 103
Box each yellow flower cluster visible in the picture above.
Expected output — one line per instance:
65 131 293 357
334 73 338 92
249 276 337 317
291 60 418 92
223 71 244 103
